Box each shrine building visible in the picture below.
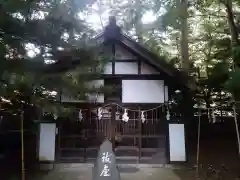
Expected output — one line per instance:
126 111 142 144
37 16 194 166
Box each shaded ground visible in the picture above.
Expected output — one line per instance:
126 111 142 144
29 138 239 180
32 164 183 180
29 162 239 180
0 127 240 180
0 152 239 180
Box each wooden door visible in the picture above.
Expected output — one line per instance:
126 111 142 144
58 106 113 162
113 105 140 163
113 105 167 164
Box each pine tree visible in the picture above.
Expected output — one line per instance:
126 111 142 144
0 0 105 115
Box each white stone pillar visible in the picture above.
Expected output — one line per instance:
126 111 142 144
168 123 186 162
37 121 57 170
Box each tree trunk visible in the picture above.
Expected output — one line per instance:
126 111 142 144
179 0 197 91
224 2 240 171
180 0 190 72
134 1 144 43
224 0 240 100
224 0 239 50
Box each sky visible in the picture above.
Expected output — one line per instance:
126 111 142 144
84 10 157 30
79 1 157 31
27 1 158 58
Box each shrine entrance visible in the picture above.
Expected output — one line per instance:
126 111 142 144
57 104 166 164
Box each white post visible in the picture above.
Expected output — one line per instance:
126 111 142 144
233 104 240 158
38 122 56 170
168 123 186 162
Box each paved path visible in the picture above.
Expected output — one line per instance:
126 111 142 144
34 164 193 180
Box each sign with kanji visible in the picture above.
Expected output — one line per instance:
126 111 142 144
92 140 120 180
100 164 110 177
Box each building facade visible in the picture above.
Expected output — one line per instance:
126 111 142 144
38 17 193 166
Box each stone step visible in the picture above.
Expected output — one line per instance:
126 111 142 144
115 146 139 151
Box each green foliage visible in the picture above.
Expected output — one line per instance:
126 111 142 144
0 0 105 115
225 68 240 93
233 45 240 63
206 62 229 90
81 0 240 108
212 38 232 60
160 5 181 30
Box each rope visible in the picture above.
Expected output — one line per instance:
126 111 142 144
91 102 167 112
196 109 201 180
115 103 165 112
88 101 240 114
90 100 240 113
195 106 240 179
20 111 25 180
2 100 240 116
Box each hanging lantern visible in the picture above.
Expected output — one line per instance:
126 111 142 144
166 109 170 120
208 109 211 123
212 111 216 124
78 109 83 122
116 111 120 120
122 109 129 122
98 108 103 120
53 113 58 120
141 111 146 123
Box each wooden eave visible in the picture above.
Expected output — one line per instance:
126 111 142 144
98 30 195 91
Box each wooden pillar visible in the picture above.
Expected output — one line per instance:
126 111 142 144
111 104 116 151
56 121 60 163
138 106 142 163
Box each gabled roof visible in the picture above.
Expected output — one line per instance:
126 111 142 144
95 16 195 91
45 16 195 91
